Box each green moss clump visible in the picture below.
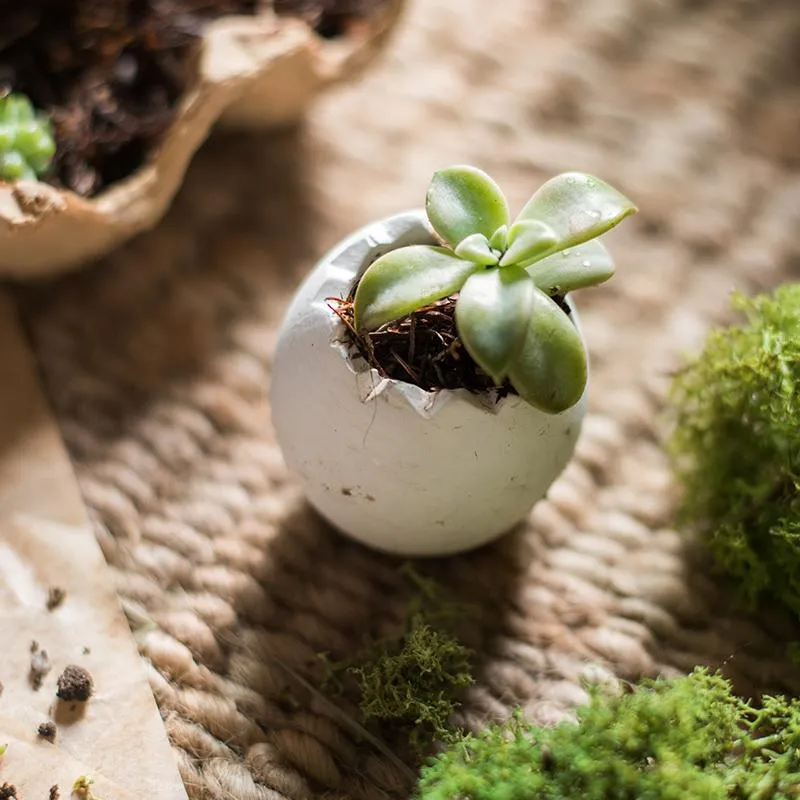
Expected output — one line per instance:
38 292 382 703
668 284 800 614
0 93 56 182
417 668 800 799
325 565 476 754
351 611 473 751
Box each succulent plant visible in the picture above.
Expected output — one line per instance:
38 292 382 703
352 166 637 413
0 93 56 182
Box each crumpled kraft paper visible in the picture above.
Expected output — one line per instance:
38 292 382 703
0 291 187 799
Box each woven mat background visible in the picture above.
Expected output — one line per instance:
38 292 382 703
13 0 800 797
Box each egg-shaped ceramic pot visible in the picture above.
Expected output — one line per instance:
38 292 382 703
270 210 587 557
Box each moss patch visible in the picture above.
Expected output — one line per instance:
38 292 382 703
668 284 800 615
350 611 473 752
325 565 476 755
417 668 800 799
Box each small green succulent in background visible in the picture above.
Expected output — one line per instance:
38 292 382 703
0 93 56 182
352 166 637 413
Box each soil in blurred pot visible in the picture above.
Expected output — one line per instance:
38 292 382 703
0 0 390 198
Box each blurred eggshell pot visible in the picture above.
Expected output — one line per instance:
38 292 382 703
270 210 587 557
0 2 404 279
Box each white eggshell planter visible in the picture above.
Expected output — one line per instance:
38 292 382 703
270 210 587 557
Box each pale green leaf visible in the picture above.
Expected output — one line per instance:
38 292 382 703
454 233 499 266
526 239 615 292
514 172 637 258
508 288 587 413
455 266 534 384
353 245 480 332
490 225 508 251
499 219 559 267
1 94 34 123
426 165 510 248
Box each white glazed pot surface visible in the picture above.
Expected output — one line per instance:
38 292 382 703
270 210 587 557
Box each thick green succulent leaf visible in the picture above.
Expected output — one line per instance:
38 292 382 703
353 245 480 332
499 219 559 267
13 124 55 175
426 165 510 248
508 288 587 413
455 266 534 385
454 233 499 266
0 94 35 124
514 172 637 256
527 239 615 293
490 225 508 251
0 151 35 181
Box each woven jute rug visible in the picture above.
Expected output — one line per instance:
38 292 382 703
13 0 800 797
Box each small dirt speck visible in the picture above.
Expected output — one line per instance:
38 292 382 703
38 721 57 743
640 216 666 238
82 647 91 656
49 786 60 800
0 783 17 799
46 587 67 611
341 487 353 496
29 642 52 691
56 665 93 702
366 494 375 502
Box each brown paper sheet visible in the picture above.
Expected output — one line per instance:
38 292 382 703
0 291 187 800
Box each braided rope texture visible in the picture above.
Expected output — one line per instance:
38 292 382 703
15 0 800 796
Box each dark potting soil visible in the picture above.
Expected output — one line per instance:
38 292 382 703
0 0 390 197
55 664 94 702
332 292 573 398
332 290 573 397
37 720 57 742
46 586 66 611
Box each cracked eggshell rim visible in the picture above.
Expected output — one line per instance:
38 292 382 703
0 1 405 279
270 209 588 557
